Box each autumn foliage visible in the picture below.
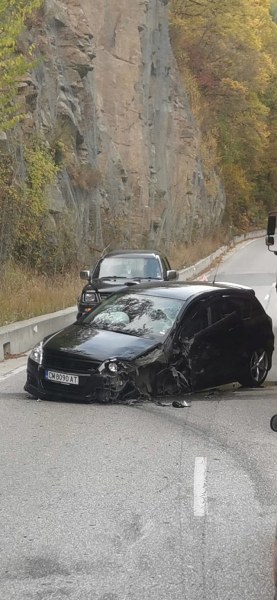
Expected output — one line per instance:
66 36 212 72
0 0 42 130
0 0 276 279
170 0 277 228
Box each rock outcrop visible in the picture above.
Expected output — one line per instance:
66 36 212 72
18 0 225 262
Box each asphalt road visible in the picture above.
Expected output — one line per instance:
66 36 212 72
0 236 277 600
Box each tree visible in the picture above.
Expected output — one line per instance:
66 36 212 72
0 0 42 131
170 0 277 227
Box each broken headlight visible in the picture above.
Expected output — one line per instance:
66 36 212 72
107 361 118 373
99 359 119 374
98 359 126 391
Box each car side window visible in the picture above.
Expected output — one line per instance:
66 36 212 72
211 294 250 323
223 295 250 319
180 301 209 338
211 298 235 323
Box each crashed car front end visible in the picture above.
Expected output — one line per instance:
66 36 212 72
24 343 137 403
24 338 192 404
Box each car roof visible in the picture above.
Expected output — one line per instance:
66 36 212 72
117 280 256 301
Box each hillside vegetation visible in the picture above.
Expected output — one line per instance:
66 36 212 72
0 1 276 324
170 0 277 227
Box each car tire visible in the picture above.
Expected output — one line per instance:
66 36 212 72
270 415 277 432
238 348 269 387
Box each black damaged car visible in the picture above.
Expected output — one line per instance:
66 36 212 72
77 249 178 319
25 281 274 405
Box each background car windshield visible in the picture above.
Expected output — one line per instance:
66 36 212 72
84 293 184 338
98 257 162 279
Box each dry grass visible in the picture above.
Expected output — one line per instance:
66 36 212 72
0 263 82 327
168 231 229 271
0 233 230 326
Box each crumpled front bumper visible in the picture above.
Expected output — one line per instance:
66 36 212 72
24 341 192 404
24 358 140 403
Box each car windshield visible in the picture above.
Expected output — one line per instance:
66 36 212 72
82 292 184 338
98 256 162 279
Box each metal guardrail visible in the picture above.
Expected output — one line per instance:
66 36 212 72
0 230 265 361
0 307 77 361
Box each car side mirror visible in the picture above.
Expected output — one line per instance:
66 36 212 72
80 269 90 281
270 415 277 432
266 215 277 252
267 214 276 236
266 235 274 247
167 270 178 281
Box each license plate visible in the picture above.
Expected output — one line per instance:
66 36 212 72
45 370 79 385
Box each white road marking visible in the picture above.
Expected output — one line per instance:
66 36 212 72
194 457 208 517
0 365 27 382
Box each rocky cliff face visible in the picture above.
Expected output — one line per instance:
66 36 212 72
18 0 225 262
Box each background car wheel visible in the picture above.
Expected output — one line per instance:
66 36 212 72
238 348 269 387
270 415 277 432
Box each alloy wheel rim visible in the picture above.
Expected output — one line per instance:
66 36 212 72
250 350 268 383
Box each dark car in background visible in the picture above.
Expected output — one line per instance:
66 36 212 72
77 249 178 319
25 281 274 405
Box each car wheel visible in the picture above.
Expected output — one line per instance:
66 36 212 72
238 348 269 387
271 415 277 432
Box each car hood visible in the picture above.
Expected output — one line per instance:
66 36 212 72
44 323 161 362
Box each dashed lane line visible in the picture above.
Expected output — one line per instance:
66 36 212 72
194 457 208 517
